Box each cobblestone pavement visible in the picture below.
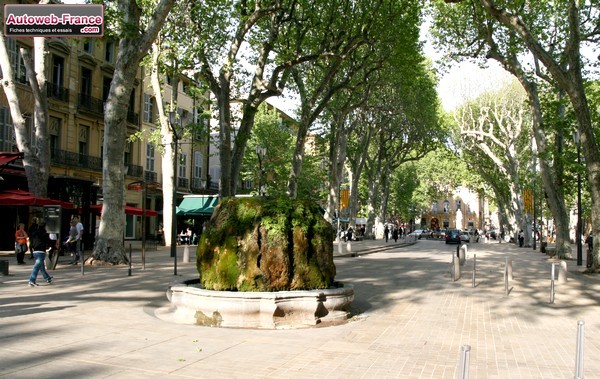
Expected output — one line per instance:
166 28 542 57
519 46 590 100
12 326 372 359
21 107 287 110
1 239 599 378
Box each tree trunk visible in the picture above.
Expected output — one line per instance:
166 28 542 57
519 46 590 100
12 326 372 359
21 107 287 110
0 31 50 197
216 86 233 197
478 0 599 270
93 0 175 264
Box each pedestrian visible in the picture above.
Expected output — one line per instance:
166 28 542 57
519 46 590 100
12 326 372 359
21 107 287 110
72 216 84 263
66 219 78 264
347 227 354 242
392 228 399 242
586 231 593 267
27 217 39 259
28 222 53 287
518 230 524 247
384 225 389 243
14 223 28 265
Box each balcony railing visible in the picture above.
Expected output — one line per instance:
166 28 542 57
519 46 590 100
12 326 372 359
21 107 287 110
51 149 143 178
78 93 104 115
47 82 69 102
127 110 139 125
51 149 102 170
177 177 189 189
192 177 204 190
144 171 157 182
125 163 143 178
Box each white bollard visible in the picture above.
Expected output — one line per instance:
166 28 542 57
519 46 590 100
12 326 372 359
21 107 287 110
183 245 190 263
458 345 471 379
346 242 352 252
507 259 513 281
459 245 467 266
575 320 585 378
453 254 461 281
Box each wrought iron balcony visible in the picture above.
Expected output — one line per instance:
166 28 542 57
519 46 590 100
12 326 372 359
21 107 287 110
192 177 205 189
78 93 104 115
125 163 143 178
50 148 143 178
127 110 139 125
177 177 189 188
144 171 157 182
50 149 102 170
47 82 69 102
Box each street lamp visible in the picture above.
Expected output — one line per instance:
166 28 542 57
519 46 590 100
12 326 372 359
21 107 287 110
169 111 181 275
255 146 266 196
574 131 583 266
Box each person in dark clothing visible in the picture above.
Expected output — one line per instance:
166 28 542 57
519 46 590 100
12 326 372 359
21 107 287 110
28 222 53 287
518 230 524 247
384 225 389 242
392 228 399 242
347 227 353 241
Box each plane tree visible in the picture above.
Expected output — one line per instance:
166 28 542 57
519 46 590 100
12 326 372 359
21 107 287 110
431 0 600 269
0 0 50 197
93 0 175 264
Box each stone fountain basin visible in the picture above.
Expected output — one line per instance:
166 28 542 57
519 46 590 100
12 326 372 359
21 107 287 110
165 278 354 329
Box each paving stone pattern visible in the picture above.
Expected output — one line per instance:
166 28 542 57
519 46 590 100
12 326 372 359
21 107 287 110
0 239 599 378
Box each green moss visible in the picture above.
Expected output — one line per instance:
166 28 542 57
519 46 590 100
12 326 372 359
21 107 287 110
197 197 335 291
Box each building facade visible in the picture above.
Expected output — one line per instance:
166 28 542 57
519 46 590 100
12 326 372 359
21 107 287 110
0 25 211 248
419 187 486 231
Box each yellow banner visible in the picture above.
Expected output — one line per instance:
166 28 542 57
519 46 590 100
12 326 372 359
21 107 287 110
341 189 349 210
523 189 533 213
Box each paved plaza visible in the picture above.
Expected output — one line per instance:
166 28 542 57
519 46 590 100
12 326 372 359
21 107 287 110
1 238 599 378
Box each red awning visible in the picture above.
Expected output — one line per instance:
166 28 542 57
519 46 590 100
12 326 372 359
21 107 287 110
89 204 158 217
0 152 23 167
0 189 74 208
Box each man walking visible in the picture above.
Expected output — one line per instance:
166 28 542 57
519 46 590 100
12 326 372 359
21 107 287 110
28 222 53 286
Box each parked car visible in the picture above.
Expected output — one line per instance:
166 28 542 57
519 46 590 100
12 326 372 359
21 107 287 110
445 229 462 244
409 229 425 239
486 229 497 240
460 230 471 243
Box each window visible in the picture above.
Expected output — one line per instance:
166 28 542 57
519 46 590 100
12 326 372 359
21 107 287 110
83 39 93 54
443 200 450 213
432 202 438 213
178 152 187 178
51 55 64 87
105 41 114 63
456 200 461 211
194 151 202 179
6 38 28 84
143 93 154 123
49 117 61 158
146 143 155 172
78 125 89 164
124 141 132 165
0 107 16 151
80 67 92 97
103 77 111 102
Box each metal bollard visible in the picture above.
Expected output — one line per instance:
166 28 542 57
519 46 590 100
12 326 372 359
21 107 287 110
550 263 555 304
128 243 132 276
458 345 471 379
504 257 509 295
454 254 461 281
183 245 190 263
507 258 513 281
472 254 476 288
574 320 585 378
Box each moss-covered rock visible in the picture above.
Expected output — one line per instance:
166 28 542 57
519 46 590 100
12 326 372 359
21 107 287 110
196 197 336 291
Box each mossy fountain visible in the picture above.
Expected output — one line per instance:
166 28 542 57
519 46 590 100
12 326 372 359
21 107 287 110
166 197 354 329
